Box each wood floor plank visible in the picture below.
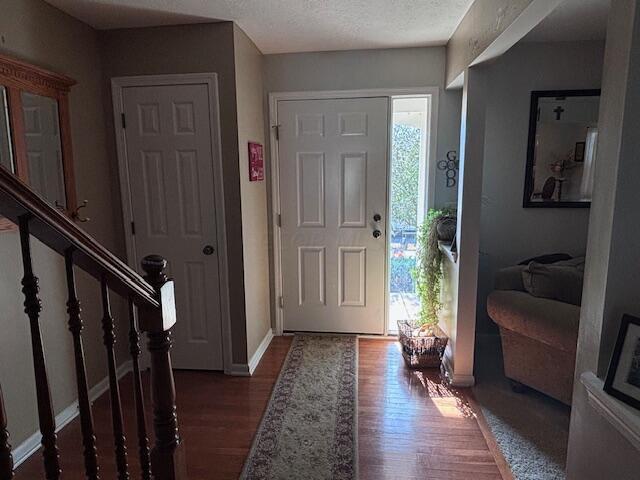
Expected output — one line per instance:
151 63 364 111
14 336 504 479
357 338 503 480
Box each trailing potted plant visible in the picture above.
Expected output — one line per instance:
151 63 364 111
397 209 454 368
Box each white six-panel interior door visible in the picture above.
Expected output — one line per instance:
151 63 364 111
120 81 224 370
278 97 389 334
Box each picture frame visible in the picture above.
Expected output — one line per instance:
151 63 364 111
523 89 600 208
604 314 640 410
248 141 264 182
574 141 586 162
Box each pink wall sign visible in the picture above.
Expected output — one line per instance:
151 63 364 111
248 142 264 182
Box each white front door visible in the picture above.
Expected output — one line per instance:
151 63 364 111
278 97 389 334
122 82 223 370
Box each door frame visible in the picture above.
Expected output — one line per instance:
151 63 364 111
268 87 440 336
111 73 233 372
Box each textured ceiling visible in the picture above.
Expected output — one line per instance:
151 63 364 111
523 0 610 43
45 0 474 54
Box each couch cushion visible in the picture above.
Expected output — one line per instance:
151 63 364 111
518 253 572 266
495 265 527 291
487 290 580 353
521 259 584 306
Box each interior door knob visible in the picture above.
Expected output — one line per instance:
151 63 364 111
373 229 382 239
202 245 215 255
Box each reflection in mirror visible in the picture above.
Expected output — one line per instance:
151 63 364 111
525 91 600 207
22 91 66 208
0 86 14 172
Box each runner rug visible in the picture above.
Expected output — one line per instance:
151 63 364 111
241 335 358 480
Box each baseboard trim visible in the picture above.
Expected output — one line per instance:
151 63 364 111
227 363 251 376
11 402 79 470
442 348 475 387
248 328 274 375
12 360 133 468
357 334 396 340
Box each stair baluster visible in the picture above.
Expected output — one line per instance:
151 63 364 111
128 298 152 480
100 279 130 480
0 165 186 479
65 248 100 480
18 215 61 480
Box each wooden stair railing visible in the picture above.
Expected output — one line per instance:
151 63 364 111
0 165 186 480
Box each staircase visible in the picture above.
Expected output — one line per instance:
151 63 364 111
0 165 186 480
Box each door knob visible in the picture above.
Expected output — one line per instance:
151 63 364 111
373 229 382 239
202 245 215 255
373 214 381 222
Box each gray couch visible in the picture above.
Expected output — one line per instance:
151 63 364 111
487 258 584 405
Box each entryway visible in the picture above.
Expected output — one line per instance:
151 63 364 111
272 89 438 336
13 336 504 480
277 96 389 334
112 74 228 371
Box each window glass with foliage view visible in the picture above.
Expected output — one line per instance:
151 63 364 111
389 97 429 330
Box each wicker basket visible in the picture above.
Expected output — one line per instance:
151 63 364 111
397 321 448 369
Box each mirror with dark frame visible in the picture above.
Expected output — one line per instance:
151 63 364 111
22 91 67 209
0 53 77 231
0 86 13 173
523 89 601 208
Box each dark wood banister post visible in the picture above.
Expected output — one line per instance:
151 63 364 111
128 298 152 480
139 255 186 480
18 215 61 480
0 384 14 479
100 279 130 480
65 248 100 480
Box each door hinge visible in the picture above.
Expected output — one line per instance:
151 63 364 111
121 112 126 129
276 213 282 227
278 296 284 309
272 124 280 140
131 221 136 235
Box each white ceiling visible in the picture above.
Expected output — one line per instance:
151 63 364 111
45 0 474 54
523 0 610 43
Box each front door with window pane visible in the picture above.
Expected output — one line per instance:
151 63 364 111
278 97 389 334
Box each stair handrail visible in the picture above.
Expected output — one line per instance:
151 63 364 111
0 165 186 480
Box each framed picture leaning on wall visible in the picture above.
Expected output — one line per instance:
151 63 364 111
604 314 640 410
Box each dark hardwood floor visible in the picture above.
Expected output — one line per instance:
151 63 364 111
15 337 502 479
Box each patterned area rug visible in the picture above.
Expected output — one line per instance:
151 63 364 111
241 335 358 480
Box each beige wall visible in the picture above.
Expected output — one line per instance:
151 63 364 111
443 66 488 387
263 47 463 329
98 22 253 364
0 0 127 446
567 0 640 477
446 0 534 86
233 25 271 360
444 0 570 87
263 47 462 209
477 40 604 334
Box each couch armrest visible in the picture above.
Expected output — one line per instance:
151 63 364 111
487 290 580 353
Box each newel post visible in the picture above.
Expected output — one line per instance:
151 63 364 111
139 255 187 480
